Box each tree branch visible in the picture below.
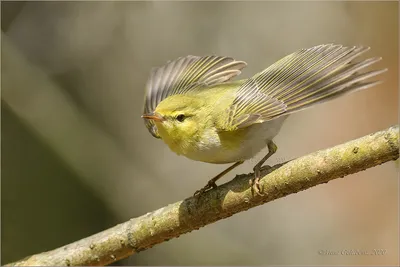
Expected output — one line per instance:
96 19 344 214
6 125 399 266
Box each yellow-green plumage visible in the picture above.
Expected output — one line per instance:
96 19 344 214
141 44 386 195
154 82 287 164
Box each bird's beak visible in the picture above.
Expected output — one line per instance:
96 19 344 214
141 112 164 122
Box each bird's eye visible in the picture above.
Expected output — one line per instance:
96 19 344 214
176 114 186 122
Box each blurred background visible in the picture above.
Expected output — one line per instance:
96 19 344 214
1 1 398 265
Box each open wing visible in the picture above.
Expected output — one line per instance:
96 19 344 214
222 44 386 131
143 55 247 138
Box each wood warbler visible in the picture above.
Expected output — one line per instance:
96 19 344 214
141 44 386 196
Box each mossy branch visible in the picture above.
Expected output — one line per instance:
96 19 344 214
6 125 399 266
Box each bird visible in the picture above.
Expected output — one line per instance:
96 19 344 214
141 44 387 197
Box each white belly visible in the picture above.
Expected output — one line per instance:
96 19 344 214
184 116 288 164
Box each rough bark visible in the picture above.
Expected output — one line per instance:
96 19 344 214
6 125 399 266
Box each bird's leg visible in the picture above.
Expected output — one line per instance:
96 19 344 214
250 140 278 196
194 161 244 197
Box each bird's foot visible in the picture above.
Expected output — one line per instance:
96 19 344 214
249 164 273 196
249 175 264 196
194 180 218 197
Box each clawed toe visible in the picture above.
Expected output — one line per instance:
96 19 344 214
250 176 265 196
194 161 244 197
194 187 209 197
193 181 217 197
